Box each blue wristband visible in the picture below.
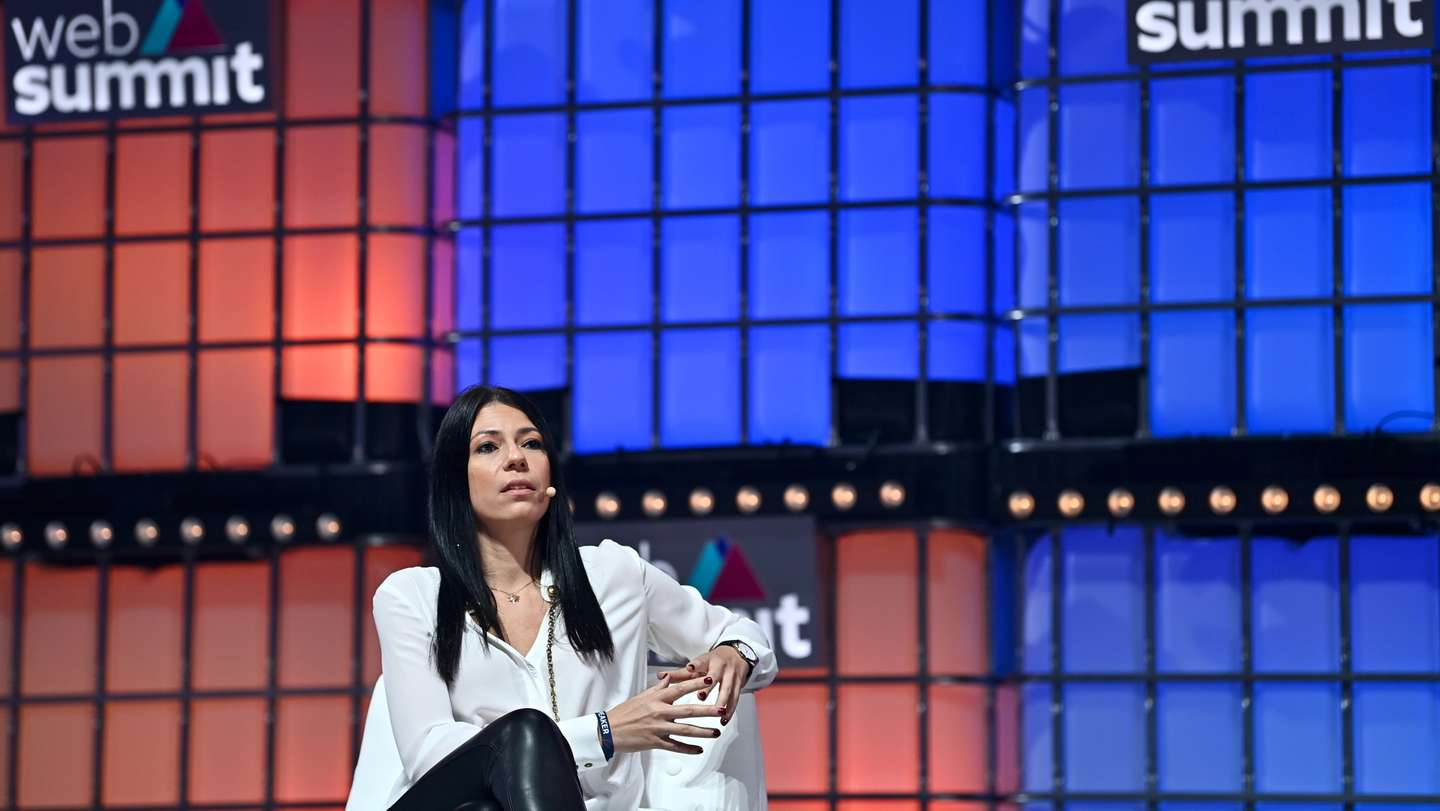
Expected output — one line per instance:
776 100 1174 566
595 711 615 761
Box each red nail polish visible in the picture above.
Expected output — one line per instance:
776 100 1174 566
704 676 713 684
719 705 728 712
698 692 707 700
721 717 729 725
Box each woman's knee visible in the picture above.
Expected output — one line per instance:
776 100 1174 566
492 708 569 753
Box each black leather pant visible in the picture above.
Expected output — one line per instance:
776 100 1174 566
386 708 587 811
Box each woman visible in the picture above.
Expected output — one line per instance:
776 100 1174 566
374 385 778 810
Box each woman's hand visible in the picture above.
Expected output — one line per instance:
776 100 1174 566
606 674 726 755
657 646 752 725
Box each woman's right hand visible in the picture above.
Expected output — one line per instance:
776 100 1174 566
606 673 727 755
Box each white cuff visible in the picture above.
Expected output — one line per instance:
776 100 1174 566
557 714 608 771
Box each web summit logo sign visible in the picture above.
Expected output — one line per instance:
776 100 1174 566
1130 0 1432 61
6 0 271 122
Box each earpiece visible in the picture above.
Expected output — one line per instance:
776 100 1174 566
545 485 557 498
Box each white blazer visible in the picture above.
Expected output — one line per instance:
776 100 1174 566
366 539 778 809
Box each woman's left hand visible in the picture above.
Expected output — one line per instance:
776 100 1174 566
657 647 752 725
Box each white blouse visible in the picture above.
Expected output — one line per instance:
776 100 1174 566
372 538 779 809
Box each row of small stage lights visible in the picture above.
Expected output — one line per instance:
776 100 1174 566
591 481 909 518
1008 483 1440 519
0 514 344 551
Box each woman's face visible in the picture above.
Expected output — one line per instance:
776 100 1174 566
467 402 553 530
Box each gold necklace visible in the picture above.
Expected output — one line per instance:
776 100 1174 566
489 579 536 604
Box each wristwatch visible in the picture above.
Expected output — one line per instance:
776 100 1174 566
713 639 758 670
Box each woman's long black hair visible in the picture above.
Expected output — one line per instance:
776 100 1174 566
428 384 615 687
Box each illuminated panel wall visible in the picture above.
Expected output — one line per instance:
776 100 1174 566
0 0 455 478
453 0 1004 453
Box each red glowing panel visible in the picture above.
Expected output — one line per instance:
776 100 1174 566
756 683 829 793
0 561 10 694
770 805 828 811
273 696 352 802
115 133 189 236
192 561 270 691
368 235 425 338
432 239 455 339
928 530 988 674
434 130 456 226
283 345 359 401
113 352 188 472
27 356 103 476
0 361 15 412
200 129 275 232
115 242 188 346
283 235 359 339
932 803 988 811
363 544 425 682
199 239 274 343
371 125 426 226
285 126 359 228
837 529 918 675
33 137 104 238
198 349 275 469
22 564 97 695
995 685 1019 792
371 0 426 116
838 684 919 792
431 347 455 405
103 701 181 805
0 140 20 240
837 804 920 811
189 698 266 804
0 706 9 802
18 703 93 807
286 0 360 118
30 246 103 349
107 564 183 692
367 345 424 403
279 546 355 688
928 685 987 792
0 250 18 350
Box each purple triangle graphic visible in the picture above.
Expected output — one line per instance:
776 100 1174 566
169 0 225 51
708 544 766 602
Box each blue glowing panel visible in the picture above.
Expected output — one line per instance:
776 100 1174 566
1058 0 1128 75
1022 537 1052 673
841 0 917 88
663 0 739 98
1157 684 1243 791
841 95 918 201
1019 202 1048 310
994 324 1016 384
576 109 651 213
1020 317 1049 378
749 211 828 319
456 228 483 331
751 100 829 206
1246 188 1330 300
662 104 739 210
839 322 919 378
748 325 829 445
930 93 986 200
1062 527 1142 672
1058 82 1139 189
1150 76 1233 186
929 320 987 382
1351 535 1440 673
1019 88 1049 193
456 338 481 389
457 117 484 221
994 99 1016 202
491 224 566 329
1150 310 1236 437
493 0 565 106
1354 683 1440 794
662 216 739 323
1021 683 1052 792
1245 70 1330 181
929 206 986 315
1059 314 1139 373
573 331 651 452
1344 65 1430 176
1345 304 1434 433
1343 183 1431 295
1255 683 1342 792
576 0 650 102
575 220 650 327
931 0 987 84
840 207 918 316
1151 192 1234 303
1059 197 1139 306
456 0 483 109
493 114 566 216
1156 533 1240 671
661 328 740 447
490 334 566 391
1064 683 1145 790
1020 0 1049 77
1252 536 1339 672
751 0 829 93
993 211 1016 315
1246 307 1334 433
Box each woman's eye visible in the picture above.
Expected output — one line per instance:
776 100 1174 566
523 439 544 450
475 442 497 453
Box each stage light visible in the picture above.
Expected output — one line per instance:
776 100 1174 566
89 520 113 548
1208 486 1236 515
595 492 620 520
736 486 762 514
1008 490 1035 519
1365 484 1394 513
178 517 204 545
134 519 159 546
831 483 857 511
44 522 68 549
1421 482 1440 512
783 484 810 512
1158 487 1186 516
1058 489 1085 518
270 514 296 542
316 513 341 541
1313 484 1340 514
689 488 715 516
225 516 250 544
1261 486 1289 515
0 523 20 550
879 481 906 509
641 490 667 518
1107 488 1135 518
